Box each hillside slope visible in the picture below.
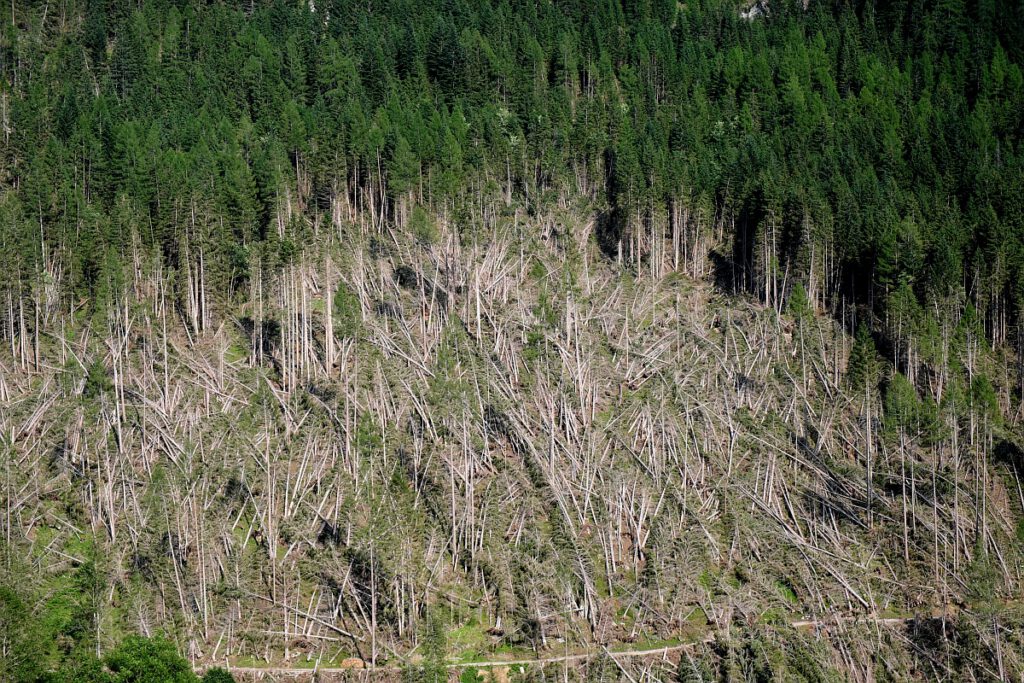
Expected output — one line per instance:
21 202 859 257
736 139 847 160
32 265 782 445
3 201 1023 679
2 0 1024 680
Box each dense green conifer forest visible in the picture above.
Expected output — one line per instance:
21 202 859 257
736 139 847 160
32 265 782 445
2 0 1023 333
2 0 1024 680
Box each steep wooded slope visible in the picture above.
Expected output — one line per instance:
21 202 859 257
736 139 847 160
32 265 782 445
2 0 1024 680
3 202 1023 678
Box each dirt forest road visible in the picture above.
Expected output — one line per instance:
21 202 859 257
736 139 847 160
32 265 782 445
205 609 957 680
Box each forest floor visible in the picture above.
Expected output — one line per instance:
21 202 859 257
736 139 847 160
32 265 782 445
203 607 960 680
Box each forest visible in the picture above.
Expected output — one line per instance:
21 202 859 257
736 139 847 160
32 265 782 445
2 0 1024 680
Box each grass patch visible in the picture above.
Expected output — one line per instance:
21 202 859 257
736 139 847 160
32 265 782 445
224 340 249 364
449 620 489 662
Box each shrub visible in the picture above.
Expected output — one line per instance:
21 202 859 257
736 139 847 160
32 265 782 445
202 668 236 683
104 636 198 683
